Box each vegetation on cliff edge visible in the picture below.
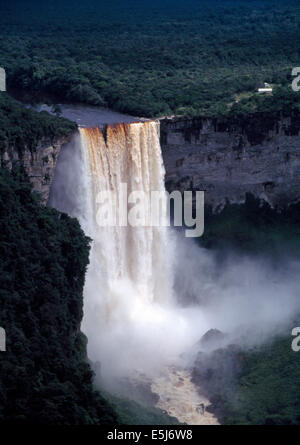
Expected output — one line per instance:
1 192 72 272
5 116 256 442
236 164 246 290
0 93 77 156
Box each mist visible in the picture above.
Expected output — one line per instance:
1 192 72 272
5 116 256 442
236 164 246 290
174 236 300 348
83 234 300 384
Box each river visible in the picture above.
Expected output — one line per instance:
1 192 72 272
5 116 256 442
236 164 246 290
32 103 147 127
151 366 219 425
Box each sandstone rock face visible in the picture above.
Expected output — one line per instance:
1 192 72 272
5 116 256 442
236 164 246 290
160 115 300 211
2 135 73 204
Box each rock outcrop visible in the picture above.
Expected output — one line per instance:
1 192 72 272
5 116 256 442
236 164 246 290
198 329 227 351
2 134 73 204
160 113 300 211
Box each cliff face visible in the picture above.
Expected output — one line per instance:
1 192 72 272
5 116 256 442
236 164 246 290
2 134 73 204
4 111 300 211
0 93 78 205
160 114 300 211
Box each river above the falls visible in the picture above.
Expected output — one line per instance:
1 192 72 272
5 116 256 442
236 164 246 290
31 103 148 127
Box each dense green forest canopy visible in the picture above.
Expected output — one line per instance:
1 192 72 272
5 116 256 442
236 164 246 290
229 334 300 425
0 0 299 116
0 93 77 155
193 331 300 425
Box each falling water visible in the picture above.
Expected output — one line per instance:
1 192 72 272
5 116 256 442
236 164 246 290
51 120 217 424
79 122 172 308
78 121 194 373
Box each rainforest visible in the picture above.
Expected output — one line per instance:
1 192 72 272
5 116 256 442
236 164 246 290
0 0 300 431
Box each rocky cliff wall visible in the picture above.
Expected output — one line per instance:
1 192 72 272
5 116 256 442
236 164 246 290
160 113 300 211
2 134 73 204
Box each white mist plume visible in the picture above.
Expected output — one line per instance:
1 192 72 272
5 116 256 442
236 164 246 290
174 236 300 348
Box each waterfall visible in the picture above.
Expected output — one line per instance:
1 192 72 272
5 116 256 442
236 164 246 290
78 122 190 376
50 119 208 379
79 122 172 307
49 118 216 423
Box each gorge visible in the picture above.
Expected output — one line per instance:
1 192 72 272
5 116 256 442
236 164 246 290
49 119 217 423
47 108 300 424
1 0 299 427
1 100 300 424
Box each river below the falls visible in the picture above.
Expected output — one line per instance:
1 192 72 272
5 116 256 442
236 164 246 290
151 366 219 425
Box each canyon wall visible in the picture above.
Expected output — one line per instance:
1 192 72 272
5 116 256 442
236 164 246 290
160 113 300 211
4 110 300 211
2 134 73 204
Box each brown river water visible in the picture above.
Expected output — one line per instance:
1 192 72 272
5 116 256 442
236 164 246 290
151 366 219 425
